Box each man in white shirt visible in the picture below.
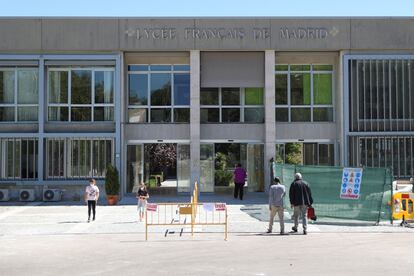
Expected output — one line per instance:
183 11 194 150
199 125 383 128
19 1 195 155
84 179 100 222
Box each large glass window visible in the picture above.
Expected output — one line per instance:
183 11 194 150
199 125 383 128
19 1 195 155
46 138 113 179
0 138 38 179
128 64 190 123
0 68 38 122
275 142 334 166
275 64 334 122
200 87 264 123
47 68 114 122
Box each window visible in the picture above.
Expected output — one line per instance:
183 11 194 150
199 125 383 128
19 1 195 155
0 68 38 122
0 138 38 179
46 138 113 179
275 142 334 166
348 58 414 132
200 87 264 123
128 64 190 123
275 64 334 122
47 68 114 122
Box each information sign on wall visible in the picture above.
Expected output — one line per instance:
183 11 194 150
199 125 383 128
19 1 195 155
340 168 363 199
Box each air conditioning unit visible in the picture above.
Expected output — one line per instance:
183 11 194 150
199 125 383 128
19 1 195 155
0 189 9 201
19 189 35 202
43 189 62 202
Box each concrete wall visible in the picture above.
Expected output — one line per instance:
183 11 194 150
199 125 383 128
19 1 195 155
124 124 190 141
1 18 414 52
200 124 264 141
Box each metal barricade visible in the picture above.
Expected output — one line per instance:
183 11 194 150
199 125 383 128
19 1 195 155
145 182 228 240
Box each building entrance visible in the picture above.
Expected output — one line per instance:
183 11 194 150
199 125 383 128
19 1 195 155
200 143 264 193
126 143 190 194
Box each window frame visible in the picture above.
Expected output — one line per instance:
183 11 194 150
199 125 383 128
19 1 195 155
275 64 335 123
45 137 114 179
0 138 38 180
127 64 190 123
47 67 115 122
200 87 264 123
0 67 39 122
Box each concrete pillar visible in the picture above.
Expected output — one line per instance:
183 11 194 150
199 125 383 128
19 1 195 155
264 50 276 192
190 50 200 192
37 58 45 182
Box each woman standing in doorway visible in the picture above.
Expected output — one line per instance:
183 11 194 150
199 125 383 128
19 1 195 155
136 182 149 222
233 163 247 200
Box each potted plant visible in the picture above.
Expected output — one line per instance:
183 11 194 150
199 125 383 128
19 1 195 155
105 164 120 205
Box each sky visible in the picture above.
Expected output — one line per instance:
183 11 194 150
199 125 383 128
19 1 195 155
1 0 414 17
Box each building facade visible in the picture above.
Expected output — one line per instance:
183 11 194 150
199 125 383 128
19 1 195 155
0 17 413 199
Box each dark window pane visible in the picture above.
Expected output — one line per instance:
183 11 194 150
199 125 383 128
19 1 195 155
0 71 15 103
94 107 114 121
150 108 171 122
129 74 148 105
291 73 311 105
48 71 68 104
128 65 148 71
48 107 68 121
174 73 190 105
303 143 318 165
200 88 219 105
150 73 171 106
244 108 264 123
313 107 333 122
95 71 114 104
174 108 190 123
275 74 288 105
71 107 91 121
245 88 263 105
222 108 240 122
221 88 240 105
276 108 288 122
200 108 219 123
0 107 15 121
313 73 332 104
18 106 38 121
319 144 335 166
291 108 311 122
71 70 91 104
173 65 190 71
150 65 172 71
128 108 147 123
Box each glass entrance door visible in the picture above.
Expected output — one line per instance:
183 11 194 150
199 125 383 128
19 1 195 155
247 144 264 192
200 144 214 192
126 144 143 193
177 144 191 193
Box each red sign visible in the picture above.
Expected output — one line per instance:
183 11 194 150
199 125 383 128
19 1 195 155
215 203 226 211
146 203 157 212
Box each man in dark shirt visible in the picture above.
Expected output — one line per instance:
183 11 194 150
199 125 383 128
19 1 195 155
289 173 313 235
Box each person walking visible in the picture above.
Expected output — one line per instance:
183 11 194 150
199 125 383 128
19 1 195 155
289 172 313 235
267 177 285 234
233 163 247 200
84 179 100 223
136 182 149 222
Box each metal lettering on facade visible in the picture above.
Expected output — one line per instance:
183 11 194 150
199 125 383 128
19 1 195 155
279 27 339 39
124 26 339 40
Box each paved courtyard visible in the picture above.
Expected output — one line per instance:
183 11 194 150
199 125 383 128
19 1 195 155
0 195 413 275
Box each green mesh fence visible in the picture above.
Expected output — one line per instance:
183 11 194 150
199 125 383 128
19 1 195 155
274 164 393 223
